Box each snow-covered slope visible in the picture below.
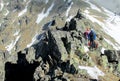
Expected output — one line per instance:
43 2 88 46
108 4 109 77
79 66 105 79
83 0 120 50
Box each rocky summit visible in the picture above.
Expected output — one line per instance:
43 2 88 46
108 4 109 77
0 0 120 81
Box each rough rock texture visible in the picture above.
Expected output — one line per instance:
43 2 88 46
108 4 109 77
104 50 119 63
0 51 5 81
1 0 120 81
3 23 82 81
103 50 120 77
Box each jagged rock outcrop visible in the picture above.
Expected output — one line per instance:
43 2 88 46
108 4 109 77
104 50 119 63
75 9 84 19
1 0 120 80
101 50 120 77
3 25 84 81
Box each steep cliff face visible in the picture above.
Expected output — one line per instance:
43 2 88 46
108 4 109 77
0 0 120 81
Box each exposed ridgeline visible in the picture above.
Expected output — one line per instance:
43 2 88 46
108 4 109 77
0 9 120 81
0 11 84 81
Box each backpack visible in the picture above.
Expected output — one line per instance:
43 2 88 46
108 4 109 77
89 31 94 40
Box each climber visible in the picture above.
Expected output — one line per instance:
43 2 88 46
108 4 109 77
84 27 90 39
88 29 98 49
84 27 90 45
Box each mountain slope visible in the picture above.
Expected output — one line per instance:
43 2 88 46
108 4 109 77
0 0 120 81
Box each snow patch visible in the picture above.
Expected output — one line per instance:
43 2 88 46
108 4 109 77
84 46 89 53
84 10 103 24
101 8 120 46
84 9 90 14
27 33 45 48
66 15 73 22
18 7 27 17
13 30 20 36
27 33 38 48
18 0 31 17
47 21 52 28
36 9 45 24
36 3 54 24
104 20 120 46
66 2 73 17
0 0 4 11
6 35 21 52
102 7 114 17
42 20 55 30
101 47 105 54
6 2 9 6
79 66 105 79
104 38 120 50
85 0 101 12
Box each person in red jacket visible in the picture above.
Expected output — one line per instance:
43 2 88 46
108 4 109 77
84 27 90 39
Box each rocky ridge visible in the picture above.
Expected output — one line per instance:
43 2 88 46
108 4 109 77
0 0 120 81
0 11 119 81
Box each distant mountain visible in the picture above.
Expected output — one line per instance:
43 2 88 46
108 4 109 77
90 0 120 15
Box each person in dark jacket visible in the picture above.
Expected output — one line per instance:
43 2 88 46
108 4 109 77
88 29 97 49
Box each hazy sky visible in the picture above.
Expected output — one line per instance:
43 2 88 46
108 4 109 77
90 0 120 14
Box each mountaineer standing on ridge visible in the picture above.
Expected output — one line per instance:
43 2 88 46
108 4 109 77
88 29 98 50
84 27 90 39
84 27 90 45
